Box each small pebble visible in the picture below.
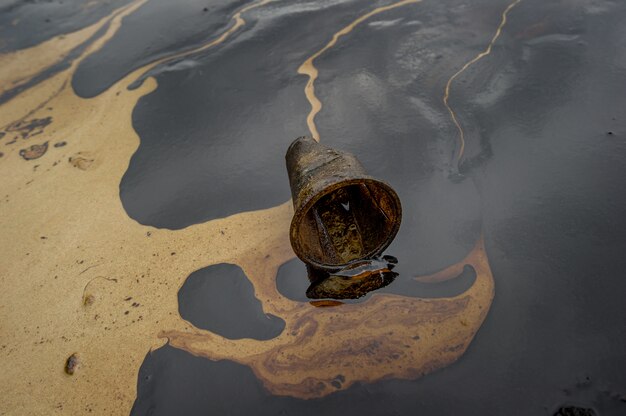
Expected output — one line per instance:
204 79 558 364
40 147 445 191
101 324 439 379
65 353 79 375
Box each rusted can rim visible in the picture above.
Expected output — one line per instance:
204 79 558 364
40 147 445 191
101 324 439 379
289 177 402 270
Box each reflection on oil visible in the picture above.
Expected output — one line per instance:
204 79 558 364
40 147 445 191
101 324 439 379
305 255 398 300
277 257 479 303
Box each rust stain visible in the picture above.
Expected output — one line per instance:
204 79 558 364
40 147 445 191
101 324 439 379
309 300 344 308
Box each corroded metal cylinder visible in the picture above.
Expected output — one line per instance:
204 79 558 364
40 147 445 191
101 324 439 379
285 136 402 271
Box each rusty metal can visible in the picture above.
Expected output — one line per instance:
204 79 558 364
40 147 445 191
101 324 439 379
285 136 402 271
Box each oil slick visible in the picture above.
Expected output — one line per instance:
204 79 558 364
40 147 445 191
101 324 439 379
0 0 147 103
127 0 276 91
443 0 522 165
0 0 508 413
298 0 422 142
162 237 493 399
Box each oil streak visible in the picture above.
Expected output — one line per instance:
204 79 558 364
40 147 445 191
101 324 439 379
131 0 275 84
0 0 148 131
443 0 522 165
298 0 422 142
